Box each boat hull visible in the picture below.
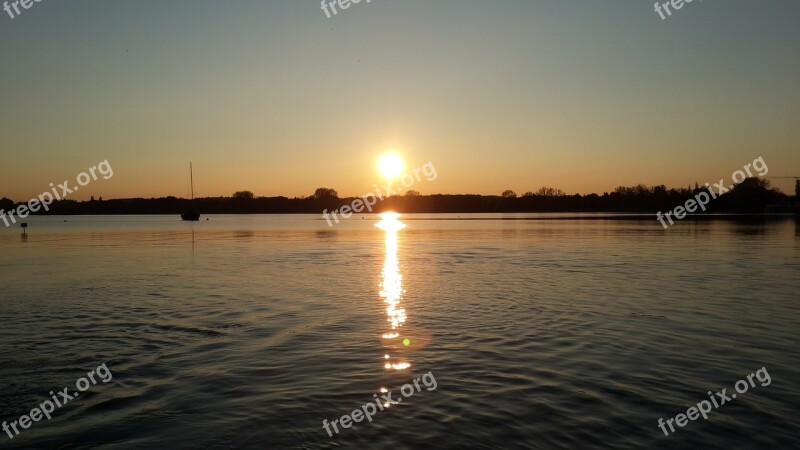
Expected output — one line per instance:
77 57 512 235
181 211 201 221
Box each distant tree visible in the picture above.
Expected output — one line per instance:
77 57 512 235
722 177 784 212
90 196 95 201
733 177 772 191
501 190 517 199
406 190 421 196
313 188 338 199
614 184 650 196
535 187 566 197
233 191 255 200
522 192 536 197
0 197 13 212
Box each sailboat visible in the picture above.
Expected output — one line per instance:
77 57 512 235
181 162 201 221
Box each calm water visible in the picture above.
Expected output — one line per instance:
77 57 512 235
0 214 798 449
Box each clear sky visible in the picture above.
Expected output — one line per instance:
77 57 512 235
1 0 798 200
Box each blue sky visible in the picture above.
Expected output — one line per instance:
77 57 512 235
1 0 798 199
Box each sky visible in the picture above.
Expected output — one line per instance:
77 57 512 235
0 0 798 201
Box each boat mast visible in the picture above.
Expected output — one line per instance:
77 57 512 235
190 162 194 200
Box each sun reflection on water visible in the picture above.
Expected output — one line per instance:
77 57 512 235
376 212 410 375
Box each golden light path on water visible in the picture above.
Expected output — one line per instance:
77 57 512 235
376 212 410 407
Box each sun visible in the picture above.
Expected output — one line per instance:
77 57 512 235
378 153 404 179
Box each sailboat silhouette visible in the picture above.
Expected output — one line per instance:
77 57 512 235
181 162 201 221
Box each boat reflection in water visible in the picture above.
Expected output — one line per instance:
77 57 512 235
376 212 411 406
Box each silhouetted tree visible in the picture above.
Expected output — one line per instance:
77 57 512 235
735 177 772 191
614 184 652 196
0 197 13 212
233 191 255 200
313 188 338 199
717 178 783 212
406 190 421 196
536 187 566 197
501 190 517 199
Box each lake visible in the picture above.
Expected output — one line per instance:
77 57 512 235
0 214 798 449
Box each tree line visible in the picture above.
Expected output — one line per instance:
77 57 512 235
0 178 794 216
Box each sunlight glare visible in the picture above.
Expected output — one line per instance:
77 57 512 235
378 153 404 179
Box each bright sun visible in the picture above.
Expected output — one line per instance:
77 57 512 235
378 153 404 179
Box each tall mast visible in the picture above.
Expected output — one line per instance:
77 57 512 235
190 162 194 200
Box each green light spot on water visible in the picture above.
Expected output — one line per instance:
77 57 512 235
403 338 411 346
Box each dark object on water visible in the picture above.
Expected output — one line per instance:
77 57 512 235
182 162 201 221
182 210 200 221
21 223 27 228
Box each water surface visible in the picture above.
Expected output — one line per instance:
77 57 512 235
0 214 798 449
